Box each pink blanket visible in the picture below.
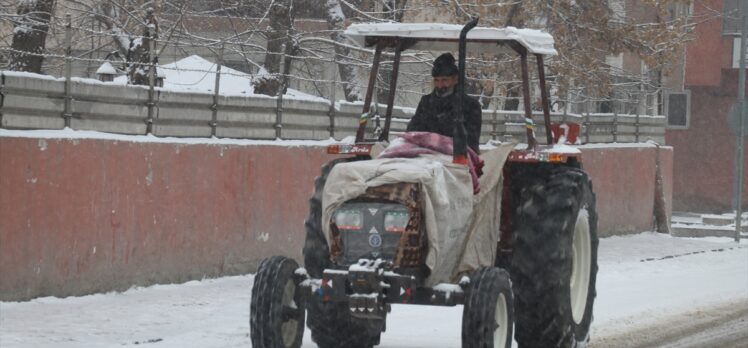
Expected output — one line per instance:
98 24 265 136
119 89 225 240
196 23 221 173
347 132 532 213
378 132 484 194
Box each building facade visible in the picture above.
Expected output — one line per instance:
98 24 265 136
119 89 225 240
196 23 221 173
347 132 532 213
666 0 748 212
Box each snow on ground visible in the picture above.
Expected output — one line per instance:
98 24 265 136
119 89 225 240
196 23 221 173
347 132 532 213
590 233 748 339
4 55 328 103
1 233 746 348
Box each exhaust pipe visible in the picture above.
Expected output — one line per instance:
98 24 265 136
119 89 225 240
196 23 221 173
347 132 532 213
454 17 479 165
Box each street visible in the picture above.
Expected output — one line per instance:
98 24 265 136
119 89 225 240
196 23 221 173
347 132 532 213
1 232 746 347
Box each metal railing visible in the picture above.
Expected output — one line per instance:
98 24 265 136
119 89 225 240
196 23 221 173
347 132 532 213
0 70 666 144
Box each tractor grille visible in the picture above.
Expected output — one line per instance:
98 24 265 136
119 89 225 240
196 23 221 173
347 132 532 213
334 202 403 264
330 182 426 268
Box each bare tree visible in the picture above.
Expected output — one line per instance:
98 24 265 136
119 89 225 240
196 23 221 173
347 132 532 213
66 0 166 85
253 0 295 96
127 7 157 85
8 0 56 72
411 0 694 109
325 0 361 102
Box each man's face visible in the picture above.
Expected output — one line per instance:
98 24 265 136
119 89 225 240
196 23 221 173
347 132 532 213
433 75 458 97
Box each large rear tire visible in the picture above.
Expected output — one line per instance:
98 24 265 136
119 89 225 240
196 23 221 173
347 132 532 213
303 158 381 348
250 256 305 348
462 267 514 348
510 166 598 347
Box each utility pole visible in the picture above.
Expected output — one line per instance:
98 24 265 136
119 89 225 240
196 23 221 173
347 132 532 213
734 0 746 243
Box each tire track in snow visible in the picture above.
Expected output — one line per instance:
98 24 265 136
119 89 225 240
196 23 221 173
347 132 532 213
589 299 748 348
639 245 747 263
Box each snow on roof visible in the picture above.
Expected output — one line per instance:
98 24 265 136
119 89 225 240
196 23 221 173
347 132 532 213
345 23 557 56
113 55 327 102
96 62 118 75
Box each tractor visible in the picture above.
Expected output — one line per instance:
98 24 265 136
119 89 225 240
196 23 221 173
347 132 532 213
250 18 598 348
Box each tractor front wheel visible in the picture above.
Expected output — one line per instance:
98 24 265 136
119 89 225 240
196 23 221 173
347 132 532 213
462 266 514 348
250 256 305 348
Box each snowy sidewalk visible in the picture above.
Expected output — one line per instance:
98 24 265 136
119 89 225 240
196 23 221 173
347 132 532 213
1 233 746 348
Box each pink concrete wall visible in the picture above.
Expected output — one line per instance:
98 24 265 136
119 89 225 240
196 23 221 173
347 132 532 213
0 137 337 301
0 137 671 301
580 145 673 236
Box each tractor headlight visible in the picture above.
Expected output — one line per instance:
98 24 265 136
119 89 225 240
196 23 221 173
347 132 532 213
334 209 363 230
384 211 409 232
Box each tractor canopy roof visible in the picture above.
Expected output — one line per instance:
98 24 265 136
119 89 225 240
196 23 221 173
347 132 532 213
344 23 557 56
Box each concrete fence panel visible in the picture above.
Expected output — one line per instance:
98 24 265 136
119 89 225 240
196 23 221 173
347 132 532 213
0 73 667 144
1 73 66 129
281 99 332 140
155 91 213 137
70 81 149 135
216 96 276 139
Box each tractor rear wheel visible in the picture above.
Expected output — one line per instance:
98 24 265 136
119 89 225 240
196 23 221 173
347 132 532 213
510 166 598 347
303 158 381 348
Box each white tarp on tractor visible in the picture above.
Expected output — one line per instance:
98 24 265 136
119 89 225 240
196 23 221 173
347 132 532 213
322 143 514 286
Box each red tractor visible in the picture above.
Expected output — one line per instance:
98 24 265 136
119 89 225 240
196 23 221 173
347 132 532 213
250 19 598 348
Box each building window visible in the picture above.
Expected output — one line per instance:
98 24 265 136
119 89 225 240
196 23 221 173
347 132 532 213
723 0 742 35
664 91 690 128
732 37 747 68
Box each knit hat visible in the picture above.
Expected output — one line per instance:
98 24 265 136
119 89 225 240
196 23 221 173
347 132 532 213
431 53 458 77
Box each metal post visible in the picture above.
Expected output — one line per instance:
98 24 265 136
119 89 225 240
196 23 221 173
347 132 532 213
63 14 72 128
491 100 499 141
275 47 286 139
380 40 403 142
355 42 383 143
585 101 591 144
211 41 224 137
0 73 5 126
505 110 511 141
453 17 479 163
635 110 640 142
536 54 553 145
734 0 747 242
327 60 337 138
520 51 536 148
146 28 156 135
613 109 618 143
562 106 567 124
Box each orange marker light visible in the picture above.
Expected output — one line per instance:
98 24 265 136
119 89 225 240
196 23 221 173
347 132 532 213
453 155 469 165
549 153 565 163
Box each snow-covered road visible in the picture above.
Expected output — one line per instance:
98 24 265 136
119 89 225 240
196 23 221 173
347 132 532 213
1 233 746 348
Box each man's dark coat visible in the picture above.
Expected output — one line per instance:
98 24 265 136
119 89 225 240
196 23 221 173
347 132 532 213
406 91 482 153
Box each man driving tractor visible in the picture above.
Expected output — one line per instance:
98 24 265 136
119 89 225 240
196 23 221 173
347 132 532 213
406 53 483 153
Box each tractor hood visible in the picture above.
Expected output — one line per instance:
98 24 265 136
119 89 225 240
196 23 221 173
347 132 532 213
321 144 514 286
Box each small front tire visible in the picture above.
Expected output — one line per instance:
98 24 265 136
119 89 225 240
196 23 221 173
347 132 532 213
462 267 514 348
250 256 305 348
